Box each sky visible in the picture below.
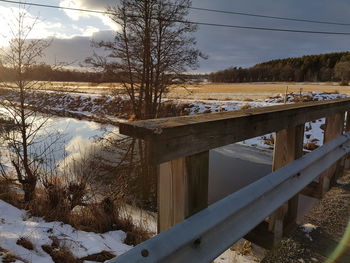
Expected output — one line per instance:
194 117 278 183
0 0 350 72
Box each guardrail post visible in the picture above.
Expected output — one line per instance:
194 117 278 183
269 124 304 245
157 151 209 233
320 113 345 195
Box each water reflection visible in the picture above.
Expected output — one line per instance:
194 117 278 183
1 108 157 209
39 116 158 211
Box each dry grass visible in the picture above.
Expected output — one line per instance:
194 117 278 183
30 81 350 100
240 104 252 110
69 203 150 245
263 135 275 146
42 242 79 263
0 247 21 263
26 189 150 246
16 237 34 250
42 236 116 263
80 251 115 262
173 82 346 94
168 82 350 100
304 142 319 151
0 178 23 208
0 177 151 248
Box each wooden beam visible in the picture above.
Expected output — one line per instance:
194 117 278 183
269 124 304 245
157 151 209 233
320 113 345 195
120 98 350 164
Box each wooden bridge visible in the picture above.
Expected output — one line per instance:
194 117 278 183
109 98 350 263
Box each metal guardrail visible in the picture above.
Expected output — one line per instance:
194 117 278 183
108 133 350 263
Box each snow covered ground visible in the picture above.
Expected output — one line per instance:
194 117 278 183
0 200 131 263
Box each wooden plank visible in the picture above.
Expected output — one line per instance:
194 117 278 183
320 113 345 195
120 98 350 164
268 125 304 245
157 151 209 233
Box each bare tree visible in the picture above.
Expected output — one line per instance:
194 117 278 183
87 0 204 119
0 7 53 201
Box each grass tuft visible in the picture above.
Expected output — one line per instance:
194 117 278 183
16 237 34 250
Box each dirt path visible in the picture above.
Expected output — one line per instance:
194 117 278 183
262 172 350 263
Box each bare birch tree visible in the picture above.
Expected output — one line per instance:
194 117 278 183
87 0 204 120
0 8 53 201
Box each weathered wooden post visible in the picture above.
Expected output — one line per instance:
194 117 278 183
343 112 350 169
157 151 209 232
269 124 304 244
320 113 345 195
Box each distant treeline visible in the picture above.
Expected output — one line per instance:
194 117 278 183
0 64 125 83
0 64 208 84
209 52 350 83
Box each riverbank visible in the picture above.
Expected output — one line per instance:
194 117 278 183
0 88 345 151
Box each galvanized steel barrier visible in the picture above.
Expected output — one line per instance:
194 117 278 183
108 133 350 263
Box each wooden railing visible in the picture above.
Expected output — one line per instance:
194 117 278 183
119 98 350 248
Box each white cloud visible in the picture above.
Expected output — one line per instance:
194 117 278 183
59 0 119 31
0 5 110 48
0 6 69 46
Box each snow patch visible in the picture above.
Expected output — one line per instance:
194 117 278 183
0 200 131 263
301 223 317 241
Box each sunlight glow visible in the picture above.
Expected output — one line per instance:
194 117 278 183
0 6 68 47
0 5 106 48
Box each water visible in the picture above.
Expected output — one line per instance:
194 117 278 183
37 116 117 166
0 109 120 179
209 144 272 204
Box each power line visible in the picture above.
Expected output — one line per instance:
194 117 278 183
3 0 350 27
187 6 350 26
0 0 113 15
183 20 350 35
2 0 350 36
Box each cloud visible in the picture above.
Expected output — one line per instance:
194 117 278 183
0 6 69 46
0 5 104 48
59 0 119 30
67 0 117 10
43 30 115 65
